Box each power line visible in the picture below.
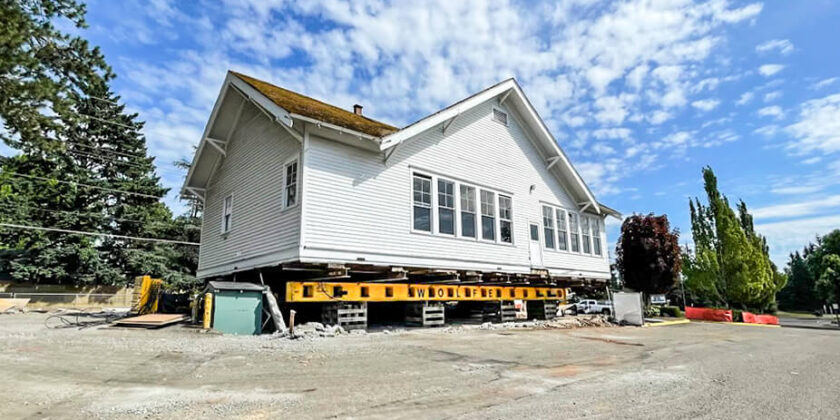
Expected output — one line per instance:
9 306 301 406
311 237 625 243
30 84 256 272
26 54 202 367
0 223 200 246
64 141 149 160
0 202 200 229
81 114 137 130
0 171 163 199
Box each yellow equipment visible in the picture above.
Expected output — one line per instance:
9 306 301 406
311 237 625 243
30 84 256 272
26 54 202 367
130 276 163 315
286 281 566 303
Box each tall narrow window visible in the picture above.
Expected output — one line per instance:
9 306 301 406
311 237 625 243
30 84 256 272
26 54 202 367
284 160 298 207
542 206 555 249
592 217 602 256
222 195 233 234
438 179 455 235
499 195 512 243
556 209 568 251
412 174 432 232
460 185 476 238
480 190 495 241
582 216 592 254
569 212 580 252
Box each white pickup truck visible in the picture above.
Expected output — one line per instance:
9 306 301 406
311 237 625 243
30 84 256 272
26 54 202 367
575 299 613 315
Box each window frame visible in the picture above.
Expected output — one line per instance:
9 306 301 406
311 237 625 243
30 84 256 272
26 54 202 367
411 172 433 234
437 178 456 236
581 215 592 254
479 189 496 242
591 215 603 257
409 168 513 246
498 194 513 244
283 157 299 209
542 205 555 250
221 193 233 235
556 208 568 251
459 184 477 239
568 211 581 253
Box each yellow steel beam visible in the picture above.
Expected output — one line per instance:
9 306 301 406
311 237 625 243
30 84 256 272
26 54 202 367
286 281 567 303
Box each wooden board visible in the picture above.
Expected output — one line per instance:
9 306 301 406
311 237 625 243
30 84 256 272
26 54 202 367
114 314 187 328
0 298 30 312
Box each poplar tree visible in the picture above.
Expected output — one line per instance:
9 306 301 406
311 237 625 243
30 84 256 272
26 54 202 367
683 167 785 311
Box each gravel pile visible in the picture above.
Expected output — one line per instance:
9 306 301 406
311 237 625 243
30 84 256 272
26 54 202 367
441 315 613 333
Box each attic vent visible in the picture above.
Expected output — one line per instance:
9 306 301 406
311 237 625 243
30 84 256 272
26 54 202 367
492 108 508 126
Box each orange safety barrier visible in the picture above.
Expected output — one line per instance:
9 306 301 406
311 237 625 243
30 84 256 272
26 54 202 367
741 311 779 325
753 314 779 325
685 306 732 322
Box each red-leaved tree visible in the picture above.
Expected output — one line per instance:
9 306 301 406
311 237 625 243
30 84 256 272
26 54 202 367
616 214 682 299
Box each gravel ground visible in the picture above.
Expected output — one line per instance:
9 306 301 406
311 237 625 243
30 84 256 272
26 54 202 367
1 312 839 419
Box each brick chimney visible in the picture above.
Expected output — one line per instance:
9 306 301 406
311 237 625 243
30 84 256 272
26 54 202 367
353 104 363 115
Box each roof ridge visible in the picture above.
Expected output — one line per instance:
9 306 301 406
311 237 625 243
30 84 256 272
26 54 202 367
230 71 398 131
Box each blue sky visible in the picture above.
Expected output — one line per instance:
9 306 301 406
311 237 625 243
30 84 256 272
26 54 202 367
6 0 840 266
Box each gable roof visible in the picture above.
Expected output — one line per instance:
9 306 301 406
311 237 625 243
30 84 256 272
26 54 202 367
231 72 398 138
183 72 615 218
378 78 602 216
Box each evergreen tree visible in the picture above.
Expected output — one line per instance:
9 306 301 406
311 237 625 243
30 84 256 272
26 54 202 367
816 254 840 311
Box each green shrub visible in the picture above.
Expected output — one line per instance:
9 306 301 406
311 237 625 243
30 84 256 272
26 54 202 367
732 309 743 322
644 305 661 317
659 306 683 317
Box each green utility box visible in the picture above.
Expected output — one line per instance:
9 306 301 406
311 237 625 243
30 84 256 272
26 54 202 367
207 281 264 335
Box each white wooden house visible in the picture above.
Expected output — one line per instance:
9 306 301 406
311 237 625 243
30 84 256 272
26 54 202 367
182 72 620 283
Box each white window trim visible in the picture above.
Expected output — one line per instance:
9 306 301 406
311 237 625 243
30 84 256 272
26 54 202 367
492 106 509 126
536 202 603 258
581 215 592 255
283 157 299 210
411 172 433 235
591 215 604 257
436 178 456 237
221 193 233 235
556 208 569 252
498 194 514 245
541 205 556 250
409 169 513 247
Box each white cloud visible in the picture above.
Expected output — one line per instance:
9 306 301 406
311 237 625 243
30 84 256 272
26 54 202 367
755 39 794 55
770 185 824 195
811 77 838 90
757 214 840 266
691 98 720 111
752 195 840 219
753 124 779 136
785 93 840 155
592 127 632 140
736 91 754 105
758 64 785 77
763 90 782 102
757 105 783 119
649 110 673 125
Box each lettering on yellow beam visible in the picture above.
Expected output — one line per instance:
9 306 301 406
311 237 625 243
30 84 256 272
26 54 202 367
285 281 567 303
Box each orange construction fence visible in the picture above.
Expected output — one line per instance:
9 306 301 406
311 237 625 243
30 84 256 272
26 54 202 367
685 307 732 322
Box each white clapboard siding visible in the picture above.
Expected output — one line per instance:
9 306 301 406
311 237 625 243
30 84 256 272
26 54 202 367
198 103 301 278
300 99 610 278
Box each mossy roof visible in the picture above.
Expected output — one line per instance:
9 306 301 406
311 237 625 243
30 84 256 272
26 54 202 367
231 72 398 138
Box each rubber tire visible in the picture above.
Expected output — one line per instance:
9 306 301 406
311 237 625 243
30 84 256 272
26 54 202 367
602 308 611 316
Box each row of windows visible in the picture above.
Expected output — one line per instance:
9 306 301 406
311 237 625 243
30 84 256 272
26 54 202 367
412 173 512 244
541 204 602 256
220 159 298 234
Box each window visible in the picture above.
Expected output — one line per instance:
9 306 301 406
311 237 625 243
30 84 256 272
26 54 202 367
542 206 555 249
556 209 568 251
284 160 298 207
480 190 495 241
529 224 539 241
412 174 432 232
460 185 476 238
592 216 602 256
569 212 580 252
438 179 455 235
221 194 233 234
582 216 592 254
499 195 512 243
492 108 508 126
